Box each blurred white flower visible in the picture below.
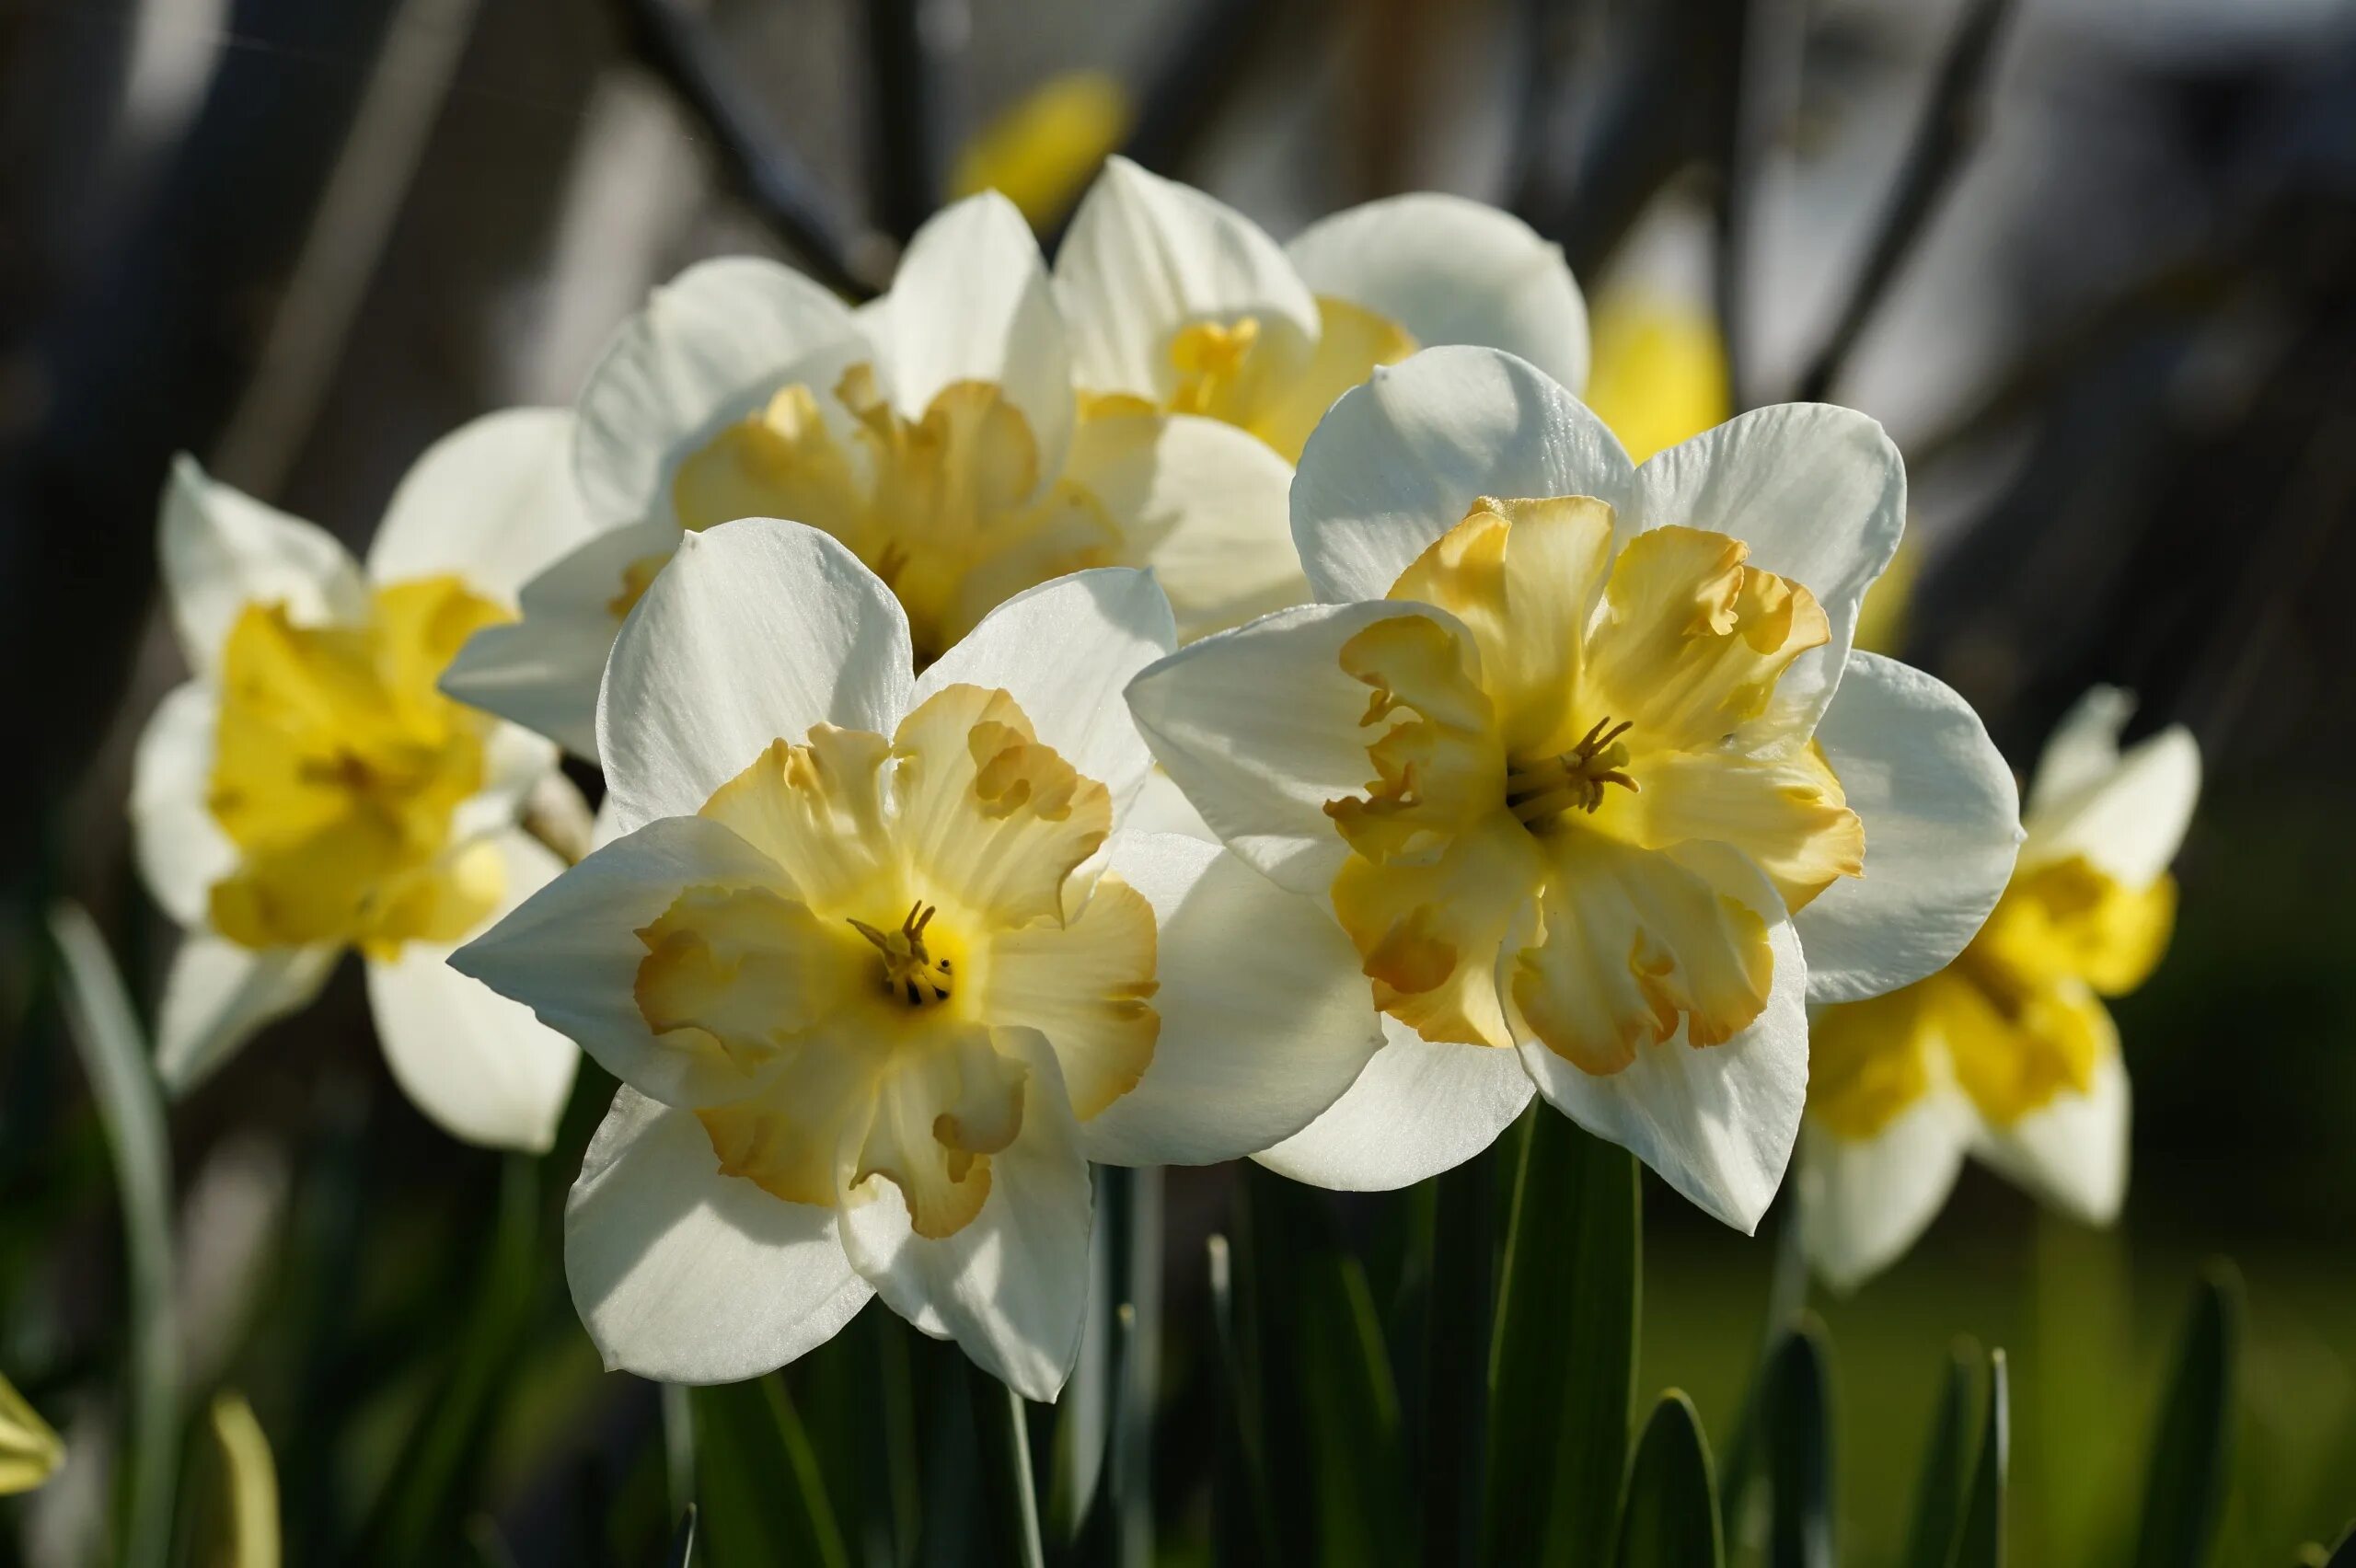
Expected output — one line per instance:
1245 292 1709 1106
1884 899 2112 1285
1056 156 1589 465
130 411 592 1151
1127 345 2023 1231
443 190 1297 762
452 520 1378 1399
1800 686 2200 1290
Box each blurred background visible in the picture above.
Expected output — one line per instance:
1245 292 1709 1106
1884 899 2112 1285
4 0 2355 1562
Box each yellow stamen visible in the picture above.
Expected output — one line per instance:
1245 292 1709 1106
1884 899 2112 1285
1505 716 1639 824
848 900 957 1007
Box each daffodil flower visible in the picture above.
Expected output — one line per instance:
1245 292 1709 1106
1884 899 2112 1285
442 190 1299 762
1799 687 2199 1288
451 520 1380 1397
1055 157 1589 471
1126 346 2025 1230
131 412 595 1150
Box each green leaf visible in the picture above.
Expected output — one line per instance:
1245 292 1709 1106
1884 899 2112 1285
689 1375 850 1568
1207 1231 1279 1565
967 1363 1046 1568
1900 1340 1985 1568
1484 1109 1642 1566
1760 1320 1835 1568
48 903 178 1568
2131 1264 2244 1568
2325 1522 2355 1568
1953 1349 2008 1568
1298 1239 1413 1568
1613 1391 1723 1568
666 1504 698 1568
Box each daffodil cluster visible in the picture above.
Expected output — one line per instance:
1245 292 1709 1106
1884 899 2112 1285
127 159 2194 1402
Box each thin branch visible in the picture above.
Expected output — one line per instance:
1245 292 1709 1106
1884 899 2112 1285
1795 0 2019 404
861 0 939 244
615 0 886 298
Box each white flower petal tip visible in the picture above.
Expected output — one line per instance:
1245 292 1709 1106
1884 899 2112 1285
596 519 913 835
1796 653 2025 1005
1290 344 1632 605
1286 192 1590 394
1974 1046 2131 1228
913 567 1176 813
1634 402 1905 735
159 455 366 671
565 1088 873 1384
367 407 597 605
837 1030 1093 1402
1078 833 1384 1168
1514 920 1809 1235
2026 686 2200 888
1252 1020 1535 1191
1796 1095 1973 1295
132 683 236 928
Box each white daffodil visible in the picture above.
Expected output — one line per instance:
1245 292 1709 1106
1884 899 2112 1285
442 190 1299 763
1056 157 1589 467
1126 346 2025 1231
131 412 594 1151
1798 687 2199 1289
450 520 1380 1399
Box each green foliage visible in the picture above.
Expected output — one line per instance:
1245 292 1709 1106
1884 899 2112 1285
1953 1350 2008 1568
1900 1342 1985 1568
687 1375 849 1568
1615 1392 1724 1568
1484 1110 1642 1566
1758 1320 1836 1568
2131 1265 2245 1568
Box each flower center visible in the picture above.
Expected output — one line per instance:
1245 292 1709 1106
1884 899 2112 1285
670 368 1124 663
1168 317 1265 421
1504 716 1638 825
849 900 956 1007
205 576 509 955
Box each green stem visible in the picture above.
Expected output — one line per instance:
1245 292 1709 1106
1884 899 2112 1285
967 1361 1045 1568
49 904 179 1568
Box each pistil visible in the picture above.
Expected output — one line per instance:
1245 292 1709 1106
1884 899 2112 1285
849 901 956 1006
1505 717 1638 825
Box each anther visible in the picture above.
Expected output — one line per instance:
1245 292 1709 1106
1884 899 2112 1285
849 901 955 1005
1504 716 1640 825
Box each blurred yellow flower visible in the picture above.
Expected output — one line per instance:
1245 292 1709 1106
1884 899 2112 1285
1801 687 2200 1289
953 71 1133 229
1582 290 1730 464
0 1371 64 1494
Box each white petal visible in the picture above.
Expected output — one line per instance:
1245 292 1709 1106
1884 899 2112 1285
158 455 367 672
1286 193 1589 393
1054 156 1320 402
912 568 1175 818
2023 689 2200 888
1126 600 1451 896
365 831 581 1152
838 1029 1092 1401
1796 1090 1973 1294
366 408 600 605
598 520 913 835
869 192 1074 485
574 258 867 525
1124 767 1214 841
1632 404 1905 739
449 814 798 1108
1972 1040 2131 1226
155 935 339 1094
1061 411 1305 640
1513 918 1808 1233
131 682 233 927
1078 832 1383 1166
1253 1017 1535 1190
1795 653 2024 1004
566 1086 873 1383
1290 345 1634 605
439 518 682 759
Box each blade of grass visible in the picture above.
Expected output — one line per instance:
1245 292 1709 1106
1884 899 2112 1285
49 902 178 1568
2130 1264 2244 1568
1761 1320 1835 1568
1613 1391 1724 1568
690 1374 851 1568
1953 1349 2008 1568
1484 1109 1640 1566
1900 1341 1986 1568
